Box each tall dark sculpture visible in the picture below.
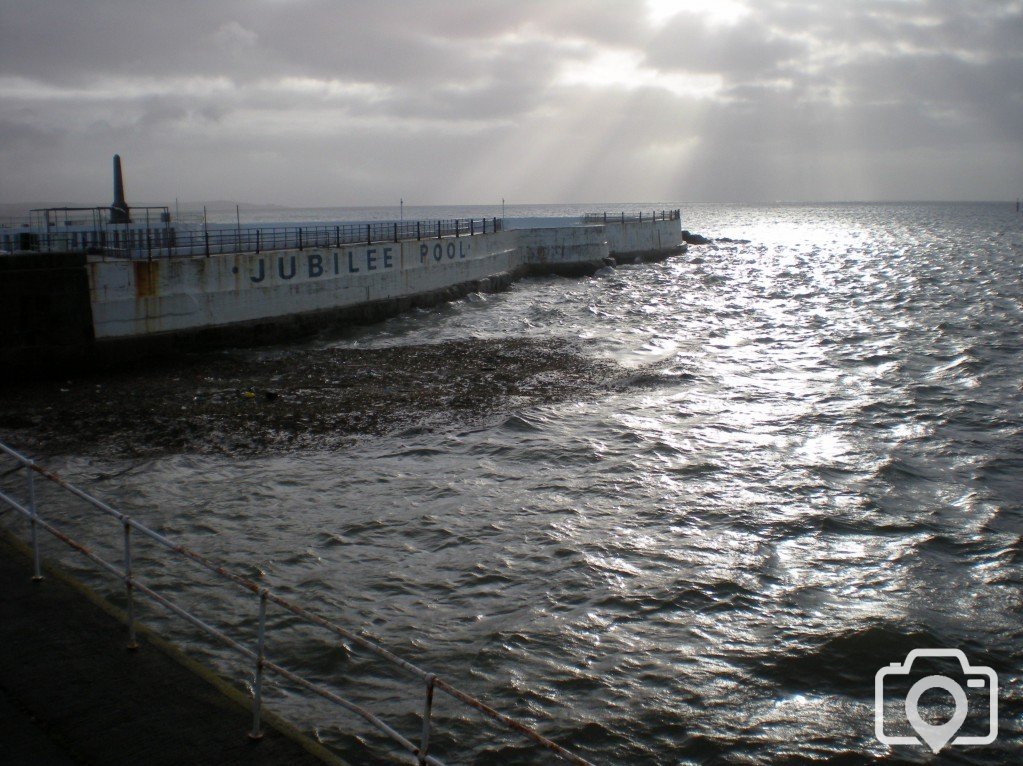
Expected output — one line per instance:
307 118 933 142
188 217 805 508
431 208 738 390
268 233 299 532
109 154 131 224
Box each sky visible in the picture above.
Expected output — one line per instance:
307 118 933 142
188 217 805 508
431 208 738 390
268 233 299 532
1 0 1021 206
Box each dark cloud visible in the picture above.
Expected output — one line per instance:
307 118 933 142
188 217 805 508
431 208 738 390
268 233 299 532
0 0 1020 204
0 1 641 86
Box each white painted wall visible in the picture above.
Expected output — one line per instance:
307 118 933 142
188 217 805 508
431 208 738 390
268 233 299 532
88 220 680 339
514 225 609 266
606 218 682 255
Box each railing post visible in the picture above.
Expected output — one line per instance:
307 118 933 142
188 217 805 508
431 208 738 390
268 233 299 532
437 220 442 239
298 228 304 251
123 520 139 650
393 222 398 243
256 229 261 254
416 221 421 240
335 225 340 248
26 466 43 581
249 589 269 740
366 223 372 246
418 675 436 765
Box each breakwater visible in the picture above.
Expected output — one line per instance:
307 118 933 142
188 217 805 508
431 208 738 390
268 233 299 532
2 211 682 371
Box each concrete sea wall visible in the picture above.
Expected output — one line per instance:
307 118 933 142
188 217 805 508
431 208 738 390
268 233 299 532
0 252 96 371
89 233 517 340
607 217 680 257
3 218 683 370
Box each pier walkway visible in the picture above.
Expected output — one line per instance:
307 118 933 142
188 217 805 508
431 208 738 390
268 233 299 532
0 531 346 766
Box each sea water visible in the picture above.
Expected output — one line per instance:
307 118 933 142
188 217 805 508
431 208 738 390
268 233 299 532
11 202 1023 763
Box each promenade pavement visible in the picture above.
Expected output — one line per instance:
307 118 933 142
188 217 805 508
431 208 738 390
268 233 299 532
0 530 349 766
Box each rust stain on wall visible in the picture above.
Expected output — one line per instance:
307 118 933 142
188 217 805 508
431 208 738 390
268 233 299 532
134 261 159 298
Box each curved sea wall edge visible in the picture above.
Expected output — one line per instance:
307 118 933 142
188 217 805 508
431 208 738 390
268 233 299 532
2 218 683 373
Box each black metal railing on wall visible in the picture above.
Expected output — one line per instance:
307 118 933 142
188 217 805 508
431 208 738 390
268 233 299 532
177 218 503 260
3 217 504 261
5 210 683 261
582 209 680 225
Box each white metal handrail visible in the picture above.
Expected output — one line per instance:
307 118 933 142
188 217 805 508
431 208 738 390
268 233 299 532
0 441 594 766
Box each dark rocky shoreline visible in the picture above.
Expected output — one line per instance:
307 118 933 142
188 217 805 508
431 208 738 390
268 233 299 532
0 337 624 459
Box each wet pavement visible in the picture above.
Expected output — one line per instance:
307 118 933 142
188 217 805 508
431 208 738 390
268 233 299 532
0 531 346 766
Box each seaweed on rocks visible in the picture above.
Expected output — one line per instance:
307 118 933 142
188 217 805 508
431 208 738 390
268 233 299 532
0 337 623 458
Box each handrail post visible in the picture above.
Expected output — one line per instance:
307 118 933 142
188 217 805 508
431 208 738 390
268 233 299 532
123 520 139 650
26 465 43 581
367 223 372 246
418 675 436 765
249 589 269 740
